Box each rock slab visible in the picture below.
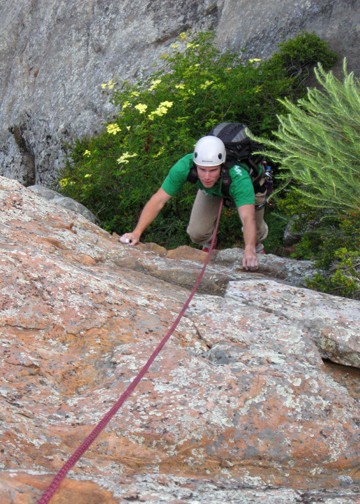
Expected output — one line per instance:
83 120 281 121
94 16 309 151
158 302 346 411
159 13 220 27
0 176 359 503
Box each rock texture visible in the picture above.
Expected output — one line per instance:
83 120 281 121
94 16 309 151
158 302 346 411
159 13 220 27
0 175 359 503
28 184 97 223
0 0 359 186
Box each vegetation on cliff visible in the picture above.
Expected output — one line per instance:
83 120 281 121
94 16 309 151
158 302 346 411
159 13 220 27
254 60 360 299
57 31 360 299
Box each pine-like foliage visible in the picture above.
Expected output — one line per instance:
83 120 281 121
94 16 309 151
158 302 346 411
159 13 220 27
258 59 360 213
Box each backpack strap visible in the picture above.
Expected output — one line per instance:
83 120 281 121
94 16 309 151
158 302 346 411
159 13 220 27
187 162 198 184
247 158 263 192
220 165 232 198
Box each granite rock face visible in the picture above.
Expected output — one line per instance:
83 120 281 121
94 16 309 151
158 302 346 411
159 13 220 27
0 175 359 503
0 0 359 186
28 184 97 223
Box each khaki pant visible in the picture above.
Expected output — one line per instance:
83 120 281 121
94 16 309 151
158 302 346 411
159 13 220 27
187 189 268 248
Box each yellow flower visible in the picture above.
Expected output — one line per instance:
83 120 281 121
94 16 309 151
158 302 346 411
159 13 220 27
175 83 185 89
59 178 69 188
160 101 173 108
106 123 121 135
117 152 138 164
149 79 161 91
148 101 173 121
122 101 131 109
135 103 148 114
179 32 187 40
171 43 179 49
83 150 91 157
107 79 116 90
101 79 116 90
249 58 262 64
200 80 214 90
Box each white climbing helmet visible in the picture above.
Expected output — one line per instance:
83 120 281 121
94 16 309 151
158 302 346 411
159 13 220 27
193 136 226 167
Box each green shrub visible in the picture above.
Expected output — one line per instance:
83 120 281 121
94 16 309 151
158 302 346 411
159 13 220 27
59 30 337 248
267 31 337 81
253 59 360 298
257 60 360 213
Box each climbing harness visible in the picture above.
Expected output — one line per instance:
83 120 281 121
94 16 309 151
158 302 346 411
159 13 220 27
37 200 223 504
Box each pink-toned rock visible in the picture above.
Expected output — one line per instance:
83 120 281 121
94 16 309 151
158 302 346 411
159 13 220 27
0 177 359 503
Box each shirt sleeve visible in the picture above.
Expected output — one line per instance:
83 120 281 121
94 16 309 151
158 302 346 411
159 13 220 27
161 153 193 196
228 165 255 207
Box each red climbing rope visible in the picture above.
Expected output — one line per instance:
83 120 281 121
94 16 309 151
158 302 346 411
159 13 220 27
37 200 223 503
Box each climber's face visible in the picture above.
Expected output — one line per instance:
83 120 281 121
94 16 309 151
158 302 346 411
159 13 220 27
196 165 221 188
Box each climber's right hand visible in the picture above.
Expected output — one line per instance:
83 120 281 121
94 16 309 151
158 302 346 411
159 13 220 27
119 232 140 246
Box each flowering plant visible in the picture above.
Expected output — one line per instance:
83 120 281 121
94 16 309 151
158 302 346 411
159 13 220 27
59 31 337 248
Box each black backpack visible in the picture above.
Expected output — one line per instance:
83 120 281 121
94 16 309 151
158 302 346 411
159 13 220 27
187 122 268 201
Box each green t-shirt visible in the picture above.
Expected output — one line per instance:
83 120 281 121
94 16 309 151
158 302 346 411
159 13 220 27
161 153 256 207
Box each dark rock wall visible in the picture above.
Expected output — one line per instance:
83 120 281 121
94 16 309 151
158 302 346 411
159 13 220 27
0 0 358 185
